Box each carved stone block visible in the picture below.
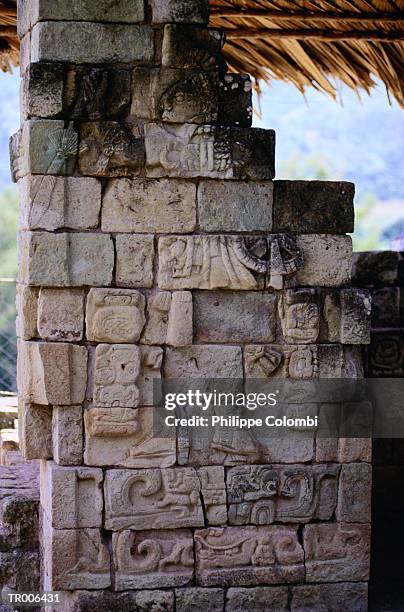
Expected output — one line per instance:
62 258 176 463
296 235 352 287
165 346 243 379
371 286 400 327
365 330 404 377
226 464 339 525
79 122 145 177
141 291 172 345
113 529 194 589
18 341 87 405
198 466 227 525
152 0 208 24
162 25 225 72
19 175 101 230
52 406 83 466
18 401 52 460
40 461 103 529
138 346 164 406
340 289 371 344
38 288 84 342
303 523 370 582
166 291 193 347
218 74 253 128
279 289 320 344
86 289 146 343
16 285 38 339
198 180 272 232
22 63 64 118
58 590 175 612
194 291 276 343
244 345 341 379
115 234 154 288
176 588 224 612
31 22 153 64
104 468 204 530
195 526 304 586
226 587 289 612
93 344 141 408
102 178 196 233
84 407 176 468
336 463 372 523
145 123 275 180
291 582 368 612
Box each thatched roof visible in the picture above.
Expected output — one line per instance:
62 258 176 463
0 0 403 105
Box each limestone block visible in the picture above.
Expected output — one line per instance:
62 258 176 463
42 521 110 590
195 526 304 586
37 288 84 342
138 346 164 406
218 74 253 128
273 181 355 233
176 588 224 612
141 291 172 345
93 344 141 408
31 22 153 64
86 288 146 343
291 582 368 612
226 464 339 525
19 175 101 230
198 180 272 232
279 289 320 344
162 25 224 71
113 529 194 589
352 250 400 285
226 587 289 612
22 63 64 118
116 234 154 288
40 461 103 529
165 346 243 378
102 178 196 233
152 0 208 23
52 406 83 466
365 330 404 377
198 466 227 525
104 468 204 530
145 123 275 180
84 407 176 468
303 523 370 582
337 438 372 463
194 291 276 343
244 344 341 379
16 285 38 339
18 401 52 460
18 232 114 287
166 291 193 347
336 463 372 522
296 235 352 286
57 590 175 612
18 341 87 405
340 289 371 344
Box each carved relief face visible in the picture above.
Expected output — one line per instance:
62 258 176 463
158 74 215 124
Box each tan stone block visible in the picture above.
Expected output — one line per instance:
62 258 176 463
116 234 154 288
336 463 372 522
102 179 196 233
291 582 368 612
151 0 208 24
18 341 87 405
340 288 371 344
86 288 146 343
198 466 227 525
52 406 83 466
296 235 352 286
166 291 193 347
19 176 101 230
338 438 372 463
165 346 243 378
141 291 171 345
303 523 370 582
84 407 175 468
18 401 52 460
93 344 141 408
68 233 114 286
226 587 289 612
176 588 224 612
104 468 204 530
113 529 194 589
38 288 84 342
40 461 103 529
279 289 320 344
138 345 164 406
16 285 38 339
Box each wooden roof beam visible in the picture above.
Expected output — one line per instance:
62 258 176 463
211 8 404 23
224 28 404 41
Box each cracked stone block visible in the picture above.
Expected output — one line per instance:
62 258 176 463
303 523 370 582
151 0 209 24
198 180 272 232
52 406 83 466
218 74 253 128
93 344 141 409
37 288 85 342
18 401 52 460
19 175 101 230
336 463 372 522
166 291 193 347
165 345 243 378
86 288 146 343
40 461 103 529
291 582 368 612
113 529 194 589
176 588 224 612
16 285 38 339
115 234 154 289
296 235 353 286
162 25 225 72
58 590 175 612
226 587 289 611
198 466 227 525
102 178 196 233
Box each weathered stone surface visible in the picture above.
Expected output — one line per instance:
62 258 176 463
79 122 145 177
296 235 352 286
371 286 400 327
31 22 153 64
365 330 404 377
40 461 103 529
22 62 64 118
93 344 141 408
198 466 227 525
52 406 83 466
337 438 372 463
218 74 253 128
104 468 204 530
336 462 372 522
340 289 371 344
165 346 243 378
115 234 154 288
102 178 196 233
166 291 193 347
86 288 146 343
18 232 114 287
194 291 276 343
226 587 289 611
146 123 275 180
152 0 209 24
162 25 224 71
138 346 164 406
57 590 175 612
197 181 272 232
244 344 342 379
304 523 370 582
279 289 320 344
19 175 101 230
18 401 52 460
141 291 172 345
18 341 87 405
352 250 400 285
38 288 84 342
43 521 110 590
176 588 224 612
84 407 176 468
273 181 355 233
16 285 38 339
291 582 368 612
195 526 304 586
113 529 194 589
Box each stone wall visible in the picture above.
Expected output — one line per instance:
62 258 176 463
14 1 371 610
